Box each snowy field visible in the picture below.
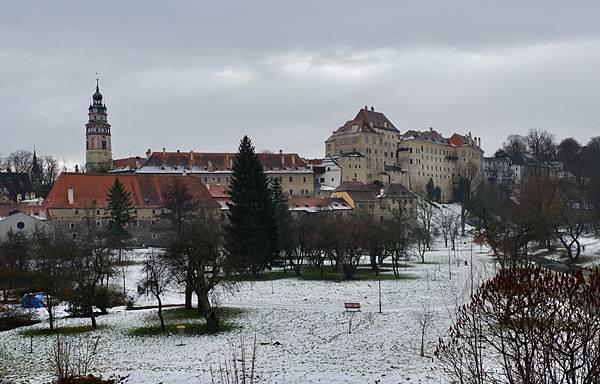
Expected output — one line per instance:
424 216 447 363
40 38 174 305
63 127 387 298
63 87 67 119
0 243 497 383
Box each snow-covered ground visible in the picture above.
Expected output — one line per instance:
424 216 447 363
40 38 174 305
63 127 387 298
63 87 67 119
0 243 496 383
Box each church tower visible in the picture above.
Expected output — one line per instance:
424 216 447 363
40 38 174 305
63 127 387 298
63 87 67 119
85 80 112 172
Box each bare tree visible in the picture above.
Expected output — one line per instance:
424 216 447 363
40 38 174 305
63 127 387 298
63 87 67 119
525 128 556 161
502 134 527 158
5 150 33 173
165 213 226 332
413 303 435 357
416 199 435 250
140 251 171 331
29 229 76 330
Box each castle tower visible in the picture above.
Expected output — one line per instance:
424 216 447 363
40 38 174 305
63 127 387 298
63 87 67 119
85 80 112 172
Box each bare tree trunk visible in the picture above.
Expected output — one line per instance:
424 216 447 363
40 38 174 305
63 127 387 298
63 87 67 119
185 262 193 309
197 288 219 333
157 296 165 331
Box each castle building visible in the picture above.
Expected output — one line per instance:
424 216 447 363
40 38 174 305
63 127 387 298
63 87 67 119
325 106 401 184
325 107 484 203
397 129 484 202
85 81 113 172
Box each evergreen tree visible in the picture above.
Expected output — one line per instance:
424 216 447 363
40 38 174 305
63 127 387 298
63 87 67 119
270 177 291 268
104 178 136 256
225 136 277 274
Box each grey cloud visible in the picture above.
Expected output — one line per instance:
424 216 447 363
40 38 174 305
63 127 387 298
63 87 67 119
1 1 600 165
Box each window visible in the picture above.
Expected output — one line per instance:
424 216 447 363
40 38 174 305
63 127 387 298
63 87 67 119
289 176 293 182
72 233 77 239
96 221 101 227
70 223 75 229
303 176 306 183
151 220 156 225
75 210 79 215
289 189 293 195
16 222 25 230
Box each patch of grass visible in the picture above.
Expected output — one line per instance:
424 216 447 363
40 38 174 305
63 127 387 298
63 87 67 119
131 306 245 337
20 324 107 337
162 306 245 321
129 321 238 336
237 267 414 282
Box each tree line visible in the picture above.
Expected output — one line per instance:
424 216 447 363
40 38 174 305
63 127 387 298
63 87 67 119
1 149 60 198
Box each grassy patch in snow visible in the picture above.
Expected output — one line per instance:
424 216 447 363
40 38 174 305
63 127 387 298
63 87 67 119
129 306 244 336
129 321 238 336
20 324 107 337
238 267 415 282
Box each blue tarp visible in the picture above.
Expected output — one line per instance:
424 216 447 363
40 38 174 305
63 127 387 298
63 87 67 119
21 293 45 309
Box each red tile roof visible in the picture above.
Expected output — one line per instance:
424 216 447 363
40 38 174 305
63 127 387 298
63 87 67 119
143 151 308 171
0 204 45 219
329 107 399 138
112 156 145 170
44 173 218 211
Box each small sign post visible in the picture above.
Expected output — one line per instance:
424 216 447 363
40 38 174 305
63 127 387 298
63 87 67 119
176 325 186 346
344 303 361 334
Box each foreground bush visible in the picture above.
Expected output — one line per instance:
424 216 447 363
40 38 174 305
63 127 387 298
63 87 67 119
437 265 600 383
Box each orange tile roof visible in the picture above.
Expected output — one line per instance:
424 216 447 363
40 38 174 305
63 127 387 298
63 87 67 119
112 156 146 170
143 151 308 171
44 173 218 210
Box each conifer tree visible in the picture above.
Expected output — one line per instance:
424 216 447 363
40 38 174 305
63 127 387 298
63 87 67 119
271 177 291 268
225 136 277 274
105 178 135 262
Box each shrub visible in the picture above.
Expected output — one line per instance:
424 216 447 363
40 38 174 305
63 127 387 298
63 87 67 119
0 304 38 331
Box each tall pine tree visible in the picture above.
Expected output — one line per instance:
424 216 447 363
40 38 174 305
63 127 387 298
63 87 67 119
270 177 291 269
225 136 277 274
105 178 136 253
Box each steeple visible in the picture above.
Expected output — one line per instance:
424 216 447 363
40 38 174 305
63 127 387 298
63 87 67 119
85 79 112 173
92 78 103 104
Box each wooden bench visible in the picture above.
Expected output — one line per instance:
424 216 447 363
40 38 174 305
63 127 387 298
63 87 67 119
344 302 361 312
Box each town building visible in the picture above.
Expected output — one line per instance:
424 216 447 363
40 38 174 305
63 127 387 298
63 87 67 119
85 81 113 172
0 210 50 241
0 172 36 204
114 149 315 197
376 183 418 222
287 197 353 218
43 173 219 245
306 157 342 197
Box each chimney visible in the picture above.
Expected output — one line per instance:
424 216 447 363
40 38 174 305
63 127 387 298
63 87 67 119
229 158 233 169
370 106 374 112
364 105 368 110
162 147 166 155
135 157 141 169
280 150 285 167
208 160 213 172
146 148 151 159
176 149 180 154
291 155 296 166
429 127 433 133
190 150 194 162
67 187 74 205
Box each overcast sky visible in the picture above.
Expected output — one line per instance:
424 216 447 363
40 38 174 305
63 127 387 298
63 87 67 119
2 1 600 167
